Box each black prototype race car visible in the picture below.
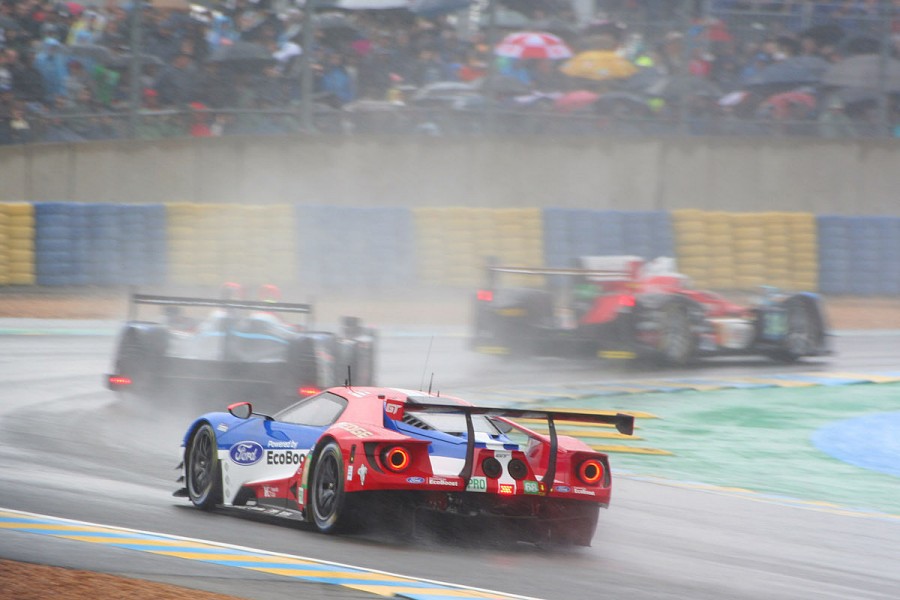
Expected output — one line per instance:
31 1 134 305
106 293 376 404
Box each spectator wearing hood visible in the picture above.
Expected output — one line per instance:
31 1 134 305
34 37 68 101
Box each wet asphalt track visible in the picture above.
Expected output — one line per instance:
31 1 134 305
0 324 898 600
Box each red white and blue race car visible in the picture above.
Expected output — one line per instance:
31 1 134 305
175 386 635 546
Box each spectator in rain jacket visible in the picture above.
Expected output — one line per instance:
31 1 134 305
319 52 355 105
34 37 68 101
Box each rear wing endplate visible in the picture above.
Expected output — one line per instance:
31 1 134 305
388 398 634 488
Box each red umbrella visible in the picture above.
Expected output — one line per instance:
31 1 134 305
759 90 817 119
554 90 599 112
495 31 573 60
65 2 85 16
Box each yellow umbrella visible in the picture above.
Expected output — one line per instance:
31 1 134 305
561 50 637 82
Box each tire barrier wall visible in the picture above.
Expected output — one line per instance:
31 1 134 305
414 208 544 288
294 206 415 289
166 204 295 287
542 209 674 269
817 216 900 296
8 202 900 296
0 203 35 285
32 202 166 287
671 210 818 291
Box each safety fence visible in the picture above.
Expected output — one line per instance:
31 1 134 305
0 202 895 296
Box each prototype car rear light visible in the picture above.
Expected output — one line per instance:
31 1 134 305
507 458 528 481
298 386 320 397
382 446 411 473
619 295 636 307
108 376 132 386
577 459 605 486
476 290 494 302
481 456 503 479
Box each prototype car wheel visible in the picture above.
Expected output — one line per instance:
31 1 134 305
657 301 696 366
186 423 222 510
775 298 821 362
309 442 350 533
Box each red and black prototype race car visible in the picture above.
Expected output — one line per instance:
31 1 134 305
175 386 635 546
473 256 830 366
106 292 376 404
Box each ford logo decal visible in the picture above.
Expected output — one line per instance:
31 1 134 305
229 441 263 465
406 476 425 484
554 485 571 493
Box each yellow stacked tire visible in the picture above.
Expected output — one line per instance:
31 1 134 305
2 203 36 285
414 208 451 285
730 214 766 289
672 210 711 286
785 213 818 290
0 210 8 285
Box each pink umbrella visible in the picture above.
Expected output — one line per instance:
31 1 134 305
554 90 600 112
495 31 573 60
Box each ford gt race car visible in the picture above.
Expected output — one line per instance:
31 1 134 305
174 386 635 546
473 256 830 366
106 291 376 405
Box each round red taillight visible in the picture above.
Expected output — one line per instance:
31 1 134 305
382 446 411 473
577 459 604 485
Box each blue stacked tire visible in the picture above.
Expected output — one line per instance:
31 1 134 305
35 203 75 286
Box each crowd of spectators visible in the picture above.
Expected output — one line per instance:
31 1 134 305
1 0 900 143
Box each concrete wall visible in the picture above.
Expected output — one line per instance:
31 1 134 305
1 136 897 214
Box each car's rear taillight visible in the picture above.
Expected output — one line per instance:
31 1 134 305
381 446 411 473
577 458 605 485
477 290 494 302
298 386 320 397
108 375 132 387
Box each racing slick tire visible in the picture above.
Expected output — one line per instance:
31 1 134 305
309 441 354 534
655 299 697 367
185 423 223 511
771 297 822 363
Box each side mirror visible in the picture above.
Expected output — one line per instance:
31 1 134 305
228 401 252 419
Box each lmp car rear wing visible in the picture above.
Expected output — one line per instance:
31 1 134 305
385 396 635 488
128 293 314 323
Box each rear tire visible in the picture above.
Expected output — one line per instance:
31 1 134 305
186 424 222 510
656 301 696 366
309 442 352 533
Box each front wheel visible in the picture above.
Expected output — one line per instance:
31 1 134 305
773 299 821 362
185 424 222 510
309 442 351 533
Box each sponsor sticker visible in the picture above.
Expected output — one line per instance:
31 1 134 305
358 464 368 486
406 476 425 484
428 477 460 487
346 466 353 481
216 423 229 433
229 441 263 466
523 480 540 495
466 476 487 492
573 487 596 496
336 422 374 438
554 485 571 493
266 450 304 465
267 440 298 449
262 486 278 498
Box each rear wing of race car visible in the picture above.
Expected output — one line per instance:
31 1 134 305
128 293 315 326
482 256 645 289
385 396 635 488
